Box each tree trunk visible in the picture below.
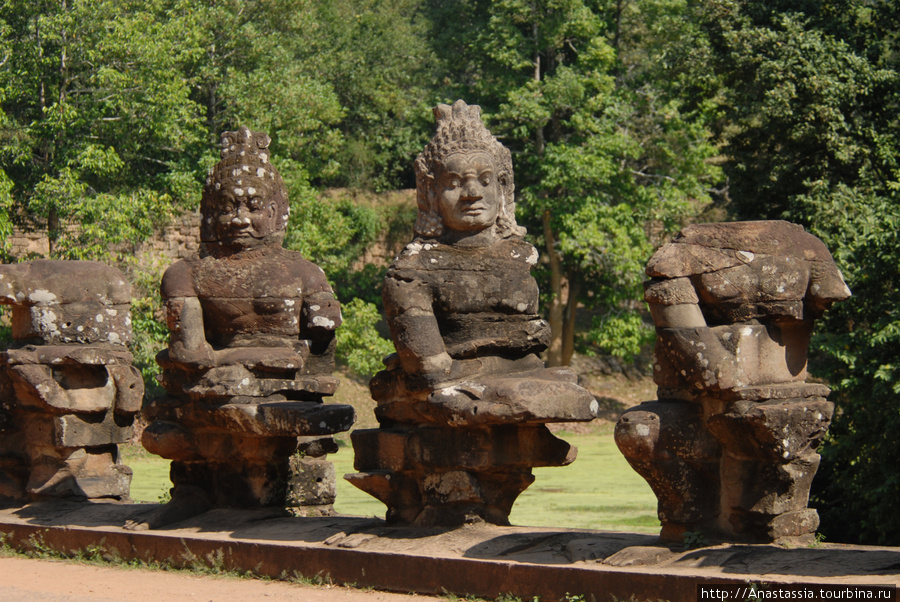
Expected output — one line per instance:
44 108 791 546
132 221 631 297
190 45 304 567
561 271 580 366
543 209 563 366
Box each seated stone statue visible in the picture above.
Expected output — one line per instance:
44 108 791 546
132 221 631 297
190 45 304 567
348 100 596 526
615 221 850 543
132 127 354 529
0 260 142 502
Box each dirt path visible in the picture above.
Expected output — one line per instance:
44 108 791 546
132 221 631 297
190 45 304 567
0 557 442 602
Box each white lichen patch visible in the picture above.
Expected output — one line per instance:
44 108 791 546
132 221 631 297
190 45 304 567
526 248 539 265
285 299 295 307
27 289 57 304
406 242 423 256
309 305 320 311
36 308 61 338
635 424 651 437
516 303 528 312
312 316 335 328
95 314 104 323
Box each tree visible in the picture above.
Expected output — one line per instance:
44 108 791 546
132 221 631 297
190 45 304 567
428 0 721 365
181 0 346 185
0 0 208 258
691 0 900 544
301 0 441 190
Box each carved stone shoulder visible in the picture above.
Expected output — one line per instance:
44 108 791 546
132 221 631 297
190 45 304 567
160 257 200 299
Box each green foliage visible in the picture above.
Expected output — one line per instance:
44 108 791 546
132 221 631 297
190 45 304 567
300 0 440 190
0 0 206 256
0 169 13 259
682 530 709 551
188 0 346 182
586 311 654 363
335 298 394 380
284 188 383 292
124 260 170 398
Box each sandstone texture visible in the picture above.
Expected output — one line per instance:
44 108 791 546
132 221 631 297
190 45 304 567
138 127 353 524
0 260 141 502
348 101 596 526
616 220 851 543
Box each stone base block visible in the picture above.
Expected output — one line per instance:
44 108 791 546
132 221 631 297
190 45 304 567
287 456 336 507
348 424 573 526
20 411 134 448
25 446 132 499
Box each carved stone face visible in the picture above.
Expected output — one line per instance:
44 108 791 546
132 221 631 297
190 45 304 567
212 183 279 249
435 152 502 233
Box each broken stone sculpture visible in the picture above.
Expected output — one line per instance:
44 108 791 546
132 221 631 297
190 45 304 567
133 127 354 529
346 100 597 526
0 260 142 503
615 221 851 543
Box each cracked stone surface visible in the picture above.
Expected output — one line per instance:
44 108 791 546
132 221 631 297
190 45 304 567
348 101 596 527
140 127 354 518
616 220 850 544
0 260 141 502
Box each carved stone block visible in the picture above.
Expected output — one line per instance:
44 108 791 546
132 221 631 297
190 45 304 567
617 221 850 543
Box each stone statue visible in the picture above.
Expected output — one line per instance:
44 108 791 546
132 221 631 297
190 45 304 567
347 100 596 526
0 260 142 502
132 127 354 529
615 221 850 543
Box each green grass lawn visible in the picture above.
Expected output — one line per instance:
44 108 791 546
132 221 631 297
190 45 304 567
124 428 659 533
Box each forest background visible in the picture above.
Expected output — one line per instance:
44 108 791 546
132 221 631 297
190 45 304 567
0 0 897 546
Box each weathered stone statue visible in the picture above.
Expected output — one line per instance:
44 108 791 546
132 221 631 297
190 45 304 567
133 127 354 529
615 221 850 543
0 260 142 503
347 100 597 526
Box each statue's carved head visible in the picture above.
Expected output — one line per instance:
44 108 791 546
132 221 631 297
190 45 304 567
200 127 290 250
414 100 523 239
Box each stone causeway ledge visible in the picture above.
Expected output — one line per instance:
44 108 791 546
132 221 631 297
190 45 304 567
0 501 897 601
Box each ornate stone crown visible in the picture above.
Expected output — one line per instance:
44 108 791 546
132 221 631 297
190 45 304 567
414 100 522 239
200 126 289 243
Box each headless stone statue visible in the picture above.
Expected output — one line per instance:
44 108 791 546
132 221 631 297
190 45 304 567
347 100 597 526
615 221 850 543
0 260 142 503
130 127 354 529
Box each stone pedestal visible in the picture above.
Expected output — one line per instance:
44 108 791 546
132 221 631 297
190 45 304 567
143 364 353 511
0 260 141 502
350 358 595 525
